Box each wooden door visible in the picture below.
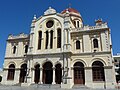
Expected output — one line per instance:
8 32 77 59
74 68 84 84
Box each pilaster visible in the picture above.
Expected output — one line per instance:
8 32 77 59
31 68 35 83
26 58 32 83
14 69 20 84
84 67 93 87
104 66 115 89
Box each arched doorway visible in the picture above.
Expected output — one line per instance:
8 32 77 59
19 64 27 83
7 64 15 80
92 61 105 81
74 62 85 84
55 64 62 84
43 62 53 84
34 64 40 84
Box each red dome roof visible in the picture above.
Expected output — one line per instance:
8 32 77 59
61 8 79 14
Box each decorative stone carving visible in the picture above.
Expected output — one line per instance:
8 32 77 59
44 7 56 15
8 33 28 40
23 41 29 45
11 42 18 46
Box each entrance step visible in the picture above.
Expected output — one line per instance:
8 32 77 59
21 83 31 86
13 83 21 86
72 85 90 89
30 84 61 89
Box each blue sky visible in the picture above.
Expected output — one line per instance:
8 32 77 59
0 0 120 68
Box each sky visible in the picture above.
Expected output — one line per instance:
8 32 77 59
0 0 120 68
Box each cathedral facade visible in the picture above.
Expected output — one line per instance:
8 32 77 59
2 7 116 89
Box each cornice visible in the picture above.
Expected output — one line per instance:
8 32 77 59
104 66 113 69
5 56 25 59
7 37 30 42
5 51 111 59
71 27 109 34
72 51 111 56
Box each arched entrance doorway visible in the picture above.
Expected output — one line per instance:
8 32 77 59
19 64 27 83
55 64 62 84
43 62 53 84
7 64 15 80
34 64 40 84
74 62 85 84
92 61 105 81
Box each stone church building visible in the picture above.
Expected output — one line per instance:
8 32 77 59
2 7 116 89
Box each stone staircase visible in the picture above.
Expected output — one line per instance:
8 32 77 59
72 85 90 90
29 84 90 90
30 84 61 89
0 84 117 90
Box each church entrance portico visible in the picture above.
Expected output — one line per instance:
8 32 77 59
43 62 53 84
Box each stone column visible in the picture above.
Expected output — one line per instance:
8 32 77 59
67 29 71 50
48 31 51 49
14 69 20 84
67 58 72 84
62 55 67 84
61 58 73 89
71 67 74 84
75 21 77 27
52 67 55 84
52 30 55 49
26 60 30 83
84 67 93 87
29 24 34 53
40 67 43 84
63 29 67 50
27 60 30 75
26 59 32 83
31 68 35 83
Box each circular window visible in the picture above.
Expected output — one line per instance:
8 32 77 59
46 20 54 28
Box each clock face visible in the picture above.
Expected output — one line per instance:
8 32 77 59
46 20 54 28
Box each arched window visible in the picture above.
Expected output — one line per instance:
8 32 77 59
57 29 61 48
50 30 53 49
45 31 49 49
92 61 105 81
76 40 80 49
38 31 42 49
7 64 15 80
93 38 98 48
74 21 76 27
77 21 79 28
25 45 28 53
13 46 16 54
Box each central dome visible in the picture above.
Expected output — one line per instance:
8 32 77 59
61 8 79 14
61 8 81 17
